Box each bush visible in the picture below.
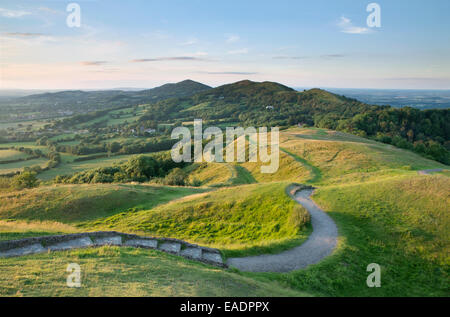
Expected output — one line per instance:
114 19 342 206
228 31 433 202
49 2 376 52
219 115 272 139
190 178 202 187
12 171 39 189
0 177 11 190
163 168 187 186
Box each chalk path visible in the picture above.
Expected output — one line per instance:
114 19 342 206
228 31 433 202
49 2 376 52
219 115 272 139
227 188 338 272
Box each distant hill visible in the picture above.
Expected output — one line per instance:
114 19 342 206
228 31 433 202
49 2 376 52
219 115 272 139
139 80 373 125
0 80 212 115
132 80 211 100
140 80 449 164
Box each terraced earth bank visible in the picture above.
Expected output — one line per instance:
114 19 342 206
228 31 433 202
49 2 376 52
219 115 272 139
0 231 225 267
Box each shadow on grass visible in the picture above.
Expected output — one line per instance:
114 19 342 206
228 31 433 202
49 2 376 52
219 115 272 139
230 165 257 185
221 224 312 260
0 231 68 242
281 148 322 184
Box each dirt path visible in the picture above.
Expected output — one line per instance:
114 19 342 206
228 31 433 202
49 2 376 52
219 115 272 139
418 169 443 175
226 188 338 272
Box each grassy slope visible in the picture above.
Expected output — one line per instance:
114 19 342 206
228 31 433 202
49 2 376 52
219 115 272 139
249 175 448 297
222 128 449 297
0 184 207 240
0 247 308 297
239 151 309 183
78 182 311 258
185 162 233 186
280 127 446 185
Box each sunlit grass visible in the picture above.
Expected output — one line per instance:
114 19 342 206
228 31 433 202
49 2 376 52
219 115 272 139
0 247 309 297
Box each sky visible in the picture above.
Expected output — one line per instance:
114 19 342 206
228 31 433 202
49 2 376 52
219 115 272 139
0 0 450 90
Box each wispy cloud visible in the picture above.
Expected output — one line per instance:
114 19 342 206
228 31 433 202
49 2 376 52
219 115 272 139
80 61 109 66
130 56 208 62
227 48 248 55
321 54 345 58
200 71 258 75
0 8 30 18
273 56 307 60
180 38 198 46
225 34 240 43
38 7 63 15
337 16 371 34
2 32 46 38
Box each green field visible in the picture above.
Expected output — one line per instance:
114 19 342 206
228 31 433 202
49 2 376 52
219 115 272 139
0 149 31 162
0 142 49 154
0 158 49 175
37 154 143 181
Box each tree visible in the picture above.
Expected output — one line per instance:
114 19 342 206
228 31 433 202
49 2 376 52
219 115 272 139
13 171 39 189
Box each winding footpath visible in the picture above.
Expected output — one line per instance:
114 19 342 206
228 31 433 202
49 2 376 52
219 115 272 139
227 188 338 272
418 169 443 175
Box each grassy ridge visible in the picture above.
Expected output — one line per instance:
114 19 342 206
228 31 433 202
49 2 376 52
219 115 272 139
0 184 207 223
280 128 446 185
239 151 309 183
79 182 311 257
185 162 233 186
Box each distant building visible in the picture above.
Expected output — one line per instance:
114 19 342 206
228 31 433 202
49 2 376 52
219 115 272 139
144 128 156 134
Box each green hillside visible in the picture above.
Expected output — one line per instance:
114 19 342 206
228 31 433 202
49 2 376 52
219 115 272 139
269 174 449 297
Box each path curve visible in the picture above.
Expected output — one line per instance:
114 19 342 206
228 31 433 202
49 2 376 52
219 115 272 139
227 188 338 272
418 169 443 175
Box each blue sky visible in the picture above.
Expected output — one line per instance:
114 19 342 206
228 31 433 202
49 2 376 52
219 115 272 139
1 0 449 89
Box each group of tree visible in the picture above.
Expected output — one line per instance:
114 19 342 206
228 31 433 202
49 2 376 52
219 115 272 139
0 171 39 191
54 153 188 184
